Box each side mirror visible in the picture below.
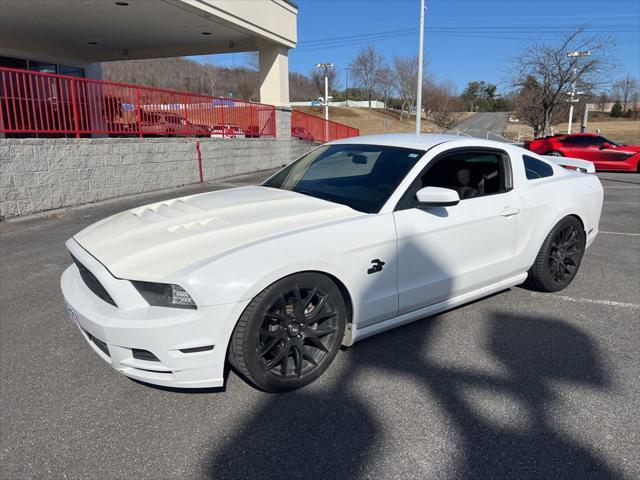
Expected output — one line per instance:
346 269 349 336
415 187 460 207
599 142 612 150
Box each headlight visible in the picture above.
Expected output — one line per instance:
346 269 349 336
131 281 197 309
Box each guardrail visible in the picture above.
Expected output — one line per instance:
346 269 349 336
0 67 276 138
291 110 359 143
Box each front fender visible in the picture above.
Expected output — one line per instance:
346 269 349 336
170 212 400 329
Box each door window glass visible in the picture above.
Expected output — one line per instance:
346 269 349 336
421 151 508 199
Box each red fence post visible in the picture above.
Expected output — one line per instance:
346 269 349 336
196 140 204 184
183 94 189 137
220 98 225 138
136 86 142 140
70 79 80 138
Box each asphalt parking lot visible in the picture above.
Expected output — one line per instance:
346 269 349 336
1 171 638 480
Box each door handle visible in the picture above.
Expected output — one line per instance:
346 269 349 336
501 207 520 217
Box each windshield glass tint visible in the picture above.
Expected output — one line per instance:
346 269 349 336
263 144 424 213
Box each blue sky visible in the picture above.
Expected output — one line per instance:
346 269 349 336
205 0 640 94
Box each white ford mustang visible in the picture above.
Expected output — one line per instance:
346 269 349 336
61 134 603 392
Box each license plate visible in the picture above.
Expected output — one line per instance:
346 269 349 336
65 302 78 324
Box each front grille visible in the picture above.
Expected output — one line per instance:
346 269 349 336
86 332 110 357
71 255 117 307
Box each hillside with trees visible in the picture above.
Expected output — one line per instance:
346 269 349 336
101 56 318 102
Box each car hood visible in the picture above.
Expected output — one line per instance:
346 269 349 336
73 186 362 281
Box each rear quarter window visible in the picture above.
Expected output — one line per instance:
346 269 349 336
523 155 554 180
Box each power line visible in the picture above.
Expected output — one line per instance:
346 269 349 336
297 23 639 48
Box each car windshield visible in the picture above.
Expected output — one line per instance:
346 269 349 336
262 144 424 213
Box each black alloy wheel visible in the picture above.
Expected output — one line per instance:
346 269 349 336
548 223 582 284
527 216 586 292
230 273 346 392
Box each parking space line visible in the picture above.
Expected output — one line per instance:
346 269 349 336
603 201 640 205
599 231 640 236
603 186 640 188
531 292 640 309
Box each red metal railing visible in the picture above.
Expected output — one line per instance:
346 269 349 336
0 67 276 138
291 110 359 143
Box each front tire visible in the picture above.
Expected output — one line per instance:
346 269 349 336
527 216 586 292
230 273 347 392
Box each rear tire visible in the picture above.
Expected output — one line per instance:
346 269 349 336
546 150 564 157
527 216 586 292
230 273 346 392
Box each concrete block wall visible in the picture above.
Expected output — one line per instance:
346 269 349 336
0 137 315 217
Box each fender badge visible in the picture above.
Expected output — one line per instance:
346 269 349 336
367 259 385 274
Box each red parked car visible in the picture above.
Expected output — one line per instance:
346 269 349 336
525 133 640 172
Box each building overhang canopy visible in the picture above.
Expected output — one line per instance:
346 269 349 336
0 0 297 62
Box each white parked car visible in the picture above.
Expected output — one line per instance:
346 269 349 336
61 134 603 392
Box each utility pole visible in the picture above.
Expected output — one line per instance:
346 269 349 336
566 50 590 134
580 101 589 133
345 67 353 107
314 62 333 122
415 0 426 135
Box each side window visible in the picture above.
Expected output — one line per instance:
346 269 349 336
420 151 509 200
571 136 595 146
523 155 554 180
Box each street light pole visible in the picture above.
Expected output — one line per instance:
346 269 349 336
314 62 334 122
315 62 333 142
415 0 426 135
567 50 590 134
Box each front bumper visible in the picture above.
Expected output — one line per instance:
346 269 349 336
60 241 248 389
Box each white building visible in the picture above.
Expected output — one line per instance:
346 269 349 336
0 0 297 105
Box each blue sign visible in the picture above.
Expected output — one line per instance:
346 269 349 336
213 98 236 107
310 100 322 107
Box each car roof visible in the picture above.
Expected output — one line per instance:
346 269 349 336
329 133 462 150
550 133 598 139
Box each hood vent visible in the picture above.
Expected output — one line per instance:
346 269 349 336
132 199 206 223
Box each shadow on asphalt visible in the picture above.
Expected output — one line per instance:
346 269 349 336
205 311 621 479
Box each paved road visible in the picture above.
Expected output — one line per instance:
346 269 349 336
1 171 639 480
449 112 511 141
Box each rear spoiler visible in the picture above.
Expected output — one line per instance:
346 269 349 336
544 156 596 174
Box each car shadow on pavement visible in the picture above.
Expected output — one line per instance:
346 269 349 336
204 310 622 479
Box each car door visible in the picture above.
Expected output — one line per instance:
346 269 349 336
393 148 522 315
557 136 595 160
558 136 627 170
577 136 634 170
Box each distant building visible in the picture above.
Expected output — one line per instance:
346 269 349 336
587 102 640 113
291 100 387 109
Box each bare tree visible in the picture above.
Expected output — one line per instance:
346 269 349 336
350 45 384 107
236 68 257 101
310 64 338 99
423 78 463 130
595 91 611 112
377 66 394 109
392 55 418 119
200 55 217 96
289 72 318 101
511 28 613 135
513 76 562 134
612 75 639 111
